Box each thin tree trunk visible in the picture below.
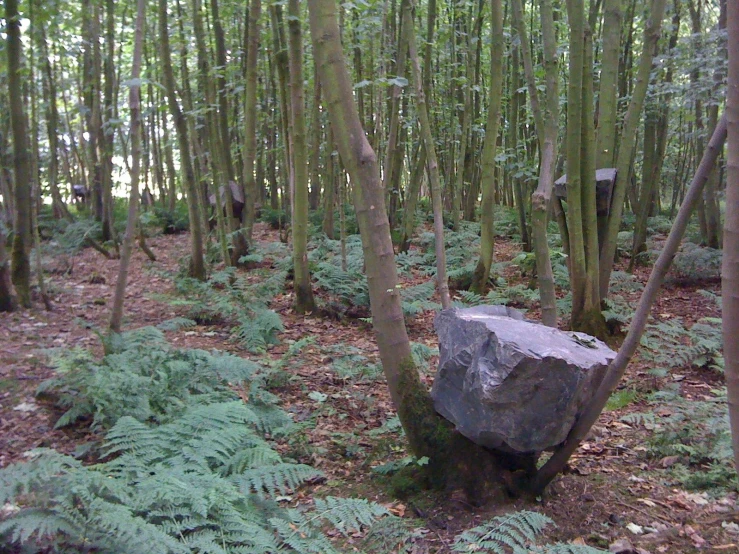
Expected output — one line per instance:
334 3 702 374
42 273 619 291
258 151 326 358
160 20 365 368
404 0 450 308
594 0 621 168
159 0 206 280
39 30 72 221
0 219 14 311
322 124 335 238
7 0 32 308
210 0 235 182
599 0 668 300
724 0 739 478
242 0 261 245
530 0 559 327
110 0 145 334
398 143 426 253
308 0 445 459
288 0 316 313
470 0 503 295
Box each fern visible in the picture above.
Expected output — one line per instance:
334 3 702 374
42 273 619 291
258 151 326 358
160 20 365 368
233 307 284 353
1 403 396 553
157 317 198 331
37 329 263 430
235 463 323 497
452 511 606 553
624 387 736 491
670 242 722 282
640 317 723 376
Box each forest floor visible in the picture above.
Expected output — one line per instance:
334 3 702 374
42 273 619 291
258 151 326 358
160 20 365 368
1 223 737 553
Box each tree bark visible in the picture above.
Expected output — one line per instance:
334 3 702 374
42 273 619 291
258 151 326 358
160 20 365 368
6 0 32 308
288 0 316 313
110 0 145 334
724 0 739 478
598 0 667 300
405 0 450 308
470 0 503 295
308 0 447 460
242 0 261 246
159 0 206 280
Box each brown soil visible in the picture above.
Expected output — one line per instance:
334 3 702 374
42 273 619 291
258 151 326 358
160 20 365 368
1 224 736 553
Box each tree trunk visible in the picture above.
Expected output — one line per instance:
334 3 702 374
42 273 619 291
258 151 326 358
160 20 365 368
288 0 316 313
39 30 72 221
210 0 235 183
322 124 335 238
398 143 426 253
470 0 503 295
110 0 145 334
594 0 621 169
724 0 739 478
159 0 206 280
523 0 559 328
598 0 668 300
242 0 261 247
6 0 32 308
101 0 116 242
404 0 450 308
308 0 445 461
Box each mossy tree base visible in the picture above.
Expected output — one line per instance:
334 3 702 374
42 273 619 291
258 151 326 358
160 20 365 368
294 282 316 315
469 259 491 296
572 306 609 342
11 238 31 309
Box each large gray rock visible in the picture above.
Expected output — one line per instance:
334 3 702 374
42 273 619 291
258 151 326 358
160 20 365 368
432 306 616 453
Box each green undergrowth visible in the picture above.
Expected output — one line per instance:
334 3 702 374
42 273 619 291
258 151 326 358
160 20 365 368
640 315 724 376
1 329 411 553
168 243 290 352
622 386 736 493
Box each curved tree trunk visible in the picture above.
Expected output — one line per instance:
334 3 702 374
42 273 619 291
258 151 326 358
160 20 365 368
308 0 445 460
404 0 450 308
598 0 668 300
535 115 728 493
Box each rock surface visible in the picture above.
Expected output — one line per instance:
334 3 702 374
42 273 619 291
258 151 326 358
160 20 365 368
432 306 616 453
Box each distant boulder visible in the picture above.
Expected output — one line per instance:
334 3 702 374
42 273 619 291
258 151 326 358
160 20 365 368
432 306 616 453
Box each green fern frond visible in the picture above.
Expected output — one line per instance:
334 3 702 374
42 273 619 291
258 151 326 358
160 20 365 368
452 510 553 553
235 463 323 497
313 496 390 536
157 317 198 331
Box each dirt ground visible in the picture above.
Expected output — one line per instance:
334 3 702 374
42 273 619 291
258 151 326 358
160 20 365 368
1 224 737 553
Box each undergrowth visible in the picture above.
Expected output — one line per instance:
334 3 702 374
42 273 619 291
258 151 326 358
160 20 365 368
640 316 723 376
2 330 409 553
622 387 735 492
169 244 289 352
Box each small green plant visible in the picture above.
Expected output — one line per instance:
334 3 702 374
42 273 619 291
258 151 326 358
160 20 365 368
640 316 724 376
670 242 722 282
622 387 736 492
452 510 607 553
171 258 288 352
